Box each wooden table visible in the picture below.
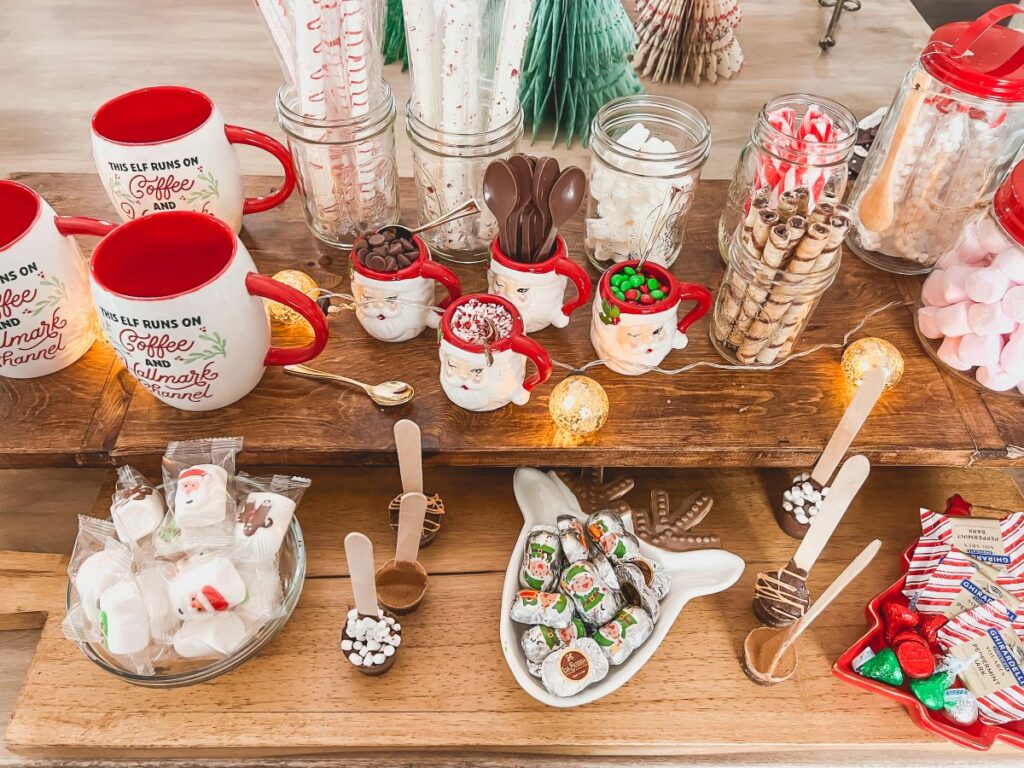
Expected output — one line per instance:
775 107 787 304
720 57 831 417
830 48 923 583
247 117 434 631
3 465 1023 759
1 172 1021 471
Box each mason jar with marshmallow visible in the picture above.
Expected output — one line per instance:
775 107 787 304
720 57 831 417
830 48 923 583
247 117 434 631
917 158 1024 395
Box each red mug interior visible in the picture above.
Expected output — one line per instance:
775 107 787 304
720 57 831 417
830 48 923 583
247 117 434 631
91 212 235 299
442 294 522 353
0 181 41 251
92 86 214 145
600 260 680 313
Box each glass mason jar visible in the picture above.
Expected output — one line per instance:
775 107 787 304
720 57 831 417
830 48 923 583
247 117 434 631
406 103 523 265
585 95 711 270
719 94 857 260
277 82 400 250
710 228 841 366
847 8 1024 275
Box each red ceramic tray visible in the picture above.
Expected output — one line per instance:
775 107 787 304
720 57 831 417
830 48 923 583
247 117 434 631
832 542 1024 751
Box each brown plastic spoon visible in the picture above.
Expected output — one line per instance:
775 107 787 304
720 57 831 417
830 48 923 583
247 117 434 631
538 166 587 259
532 156 560 239
483 161 518 254
508 154 534 259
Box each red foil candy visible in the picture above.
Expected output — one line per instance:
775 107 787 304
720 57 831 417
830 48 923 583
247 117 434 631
892 631 937 679
917 614 949 649
944 494 972 517
883 602 920 643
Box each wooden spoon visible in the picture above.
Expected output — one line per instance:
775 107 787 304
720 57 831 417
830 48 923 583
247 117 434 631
483 160 518 254
858 69 931 233
742 539 881 686
537 166 587 260
508 154 535 259
394 419 423 495
376 492 429 615
532 157 560 241
810 367 886 487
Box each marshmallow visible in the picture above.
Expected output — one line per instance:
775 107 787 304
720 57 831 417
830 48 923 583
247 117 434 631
935 249 963 270
993 247 1024 283
967 301 1017 336
136 565 175 640
917 307 944 339
965 266 1013 304
236 562 283 621
939 266 977 305
1001 328 1024 378
1003 285 1024 322
172 613 246 659
76 550 131 623
956 230 990 265
168 556 246 617
234 492 296 560
935 301 973 337
617 123 651 151
920 269 948 307
957 333 1004 368
112 486 165 543
976 365 1020 392
174 464 229 528
937 336 971 371
976 215 1013 255
99 579 151 655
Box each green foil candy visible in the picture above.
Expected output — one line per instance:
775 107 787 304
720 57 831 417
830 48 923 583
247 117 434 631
910 671 952 711
857 647 904 687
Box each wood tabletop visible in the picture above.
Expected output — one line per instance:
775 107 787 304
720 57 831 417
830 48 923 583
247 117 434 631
4 464 1024 757
1 171 1021 470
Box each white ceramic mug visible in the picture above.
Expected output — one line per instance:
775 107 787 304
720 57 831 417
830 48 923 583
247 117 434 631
0 180 101 378
91 86 296 232
79 210 329 411
438 295 553 412
486 236 592 333
350 236 461 342
590 261 712 376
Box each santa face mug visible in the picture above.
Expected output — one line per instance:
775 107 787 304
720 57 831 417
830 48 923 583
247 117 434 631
350 236 462 342
486 236 593 333
82 210 329 411
0 180 106 378
91 86 295 232
438 295 553 412
591 261 712 375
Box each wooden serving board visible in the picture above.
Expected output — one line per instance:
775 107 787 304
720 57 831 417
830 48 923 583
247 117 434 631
5 465 1023 757
0 172 1021 470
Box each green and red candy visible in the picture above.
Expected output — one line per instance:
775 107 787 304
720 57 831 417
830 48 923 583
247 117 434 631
608 266 670 306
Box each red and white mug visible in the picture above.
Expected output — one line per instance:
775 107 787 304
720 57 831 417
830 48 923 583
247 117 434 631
350 237 461 342
91 86 295 232
486 236 592 333
439 294 552 412
590 260 712 375
0 180 98 378
59 210 328 410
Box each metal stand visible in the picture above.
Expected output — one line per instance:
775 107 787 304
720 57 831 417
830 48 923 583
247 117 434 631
819 0 862 51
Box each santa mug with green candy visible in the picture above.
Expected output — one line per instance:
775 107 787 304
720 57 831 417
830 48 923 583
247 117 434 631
591 260 712 375
91 86 295 232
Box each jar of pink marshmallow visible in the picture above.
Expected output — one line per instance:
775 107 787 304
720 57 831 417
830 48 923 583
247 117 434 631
916 159 1024 396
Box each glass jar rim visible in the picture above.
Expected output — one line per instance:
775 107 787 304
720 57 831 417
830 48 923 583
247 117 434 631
753 93 858 157
590 94 712 168
277 81 395 135
405 101 523 151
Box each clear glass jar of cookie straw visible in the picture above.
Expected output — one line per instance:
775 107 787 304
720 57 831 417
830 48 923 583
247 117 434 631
711 223 842 366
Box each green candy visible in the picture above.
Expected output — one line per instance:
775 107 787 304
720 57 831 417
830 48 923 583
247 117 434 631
651 289 665 300
610 274 624 287
911 672 951 711
629 274 644 287
857 647 903 687
613 291 626 301
646 277 659 290
623 267 636 276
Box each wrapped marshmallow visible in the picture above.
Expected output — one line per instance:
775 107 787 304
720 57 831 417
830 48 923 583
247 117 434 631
161 436 242 528
99 578 151 655
136 563 176 642
110 465 165 544
167 555 247 617
233 474 310 561
236 561 285 625
68 516 133 623
173 613 247 659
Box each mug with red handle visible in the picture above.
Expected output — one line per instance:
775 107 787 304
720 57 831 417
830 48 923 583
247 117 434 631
0 180 99 378
58 210 329 411
486 236 592 333
591 260 712 375
91 86 295 232
439 294 552 412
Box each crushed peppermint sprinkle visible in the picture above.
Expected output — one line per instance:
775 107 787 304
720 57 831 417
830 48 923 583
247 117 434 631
450 299 514 344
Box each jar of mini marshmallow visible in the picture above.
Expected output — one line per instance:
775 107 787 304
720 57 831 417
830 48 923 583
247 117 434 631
917 158 1024 396
847 6 1024 275
585 95 711 270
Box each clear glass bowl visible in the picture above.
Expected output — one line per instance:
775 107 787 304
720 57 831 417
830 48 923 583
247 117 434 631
67 517 306 688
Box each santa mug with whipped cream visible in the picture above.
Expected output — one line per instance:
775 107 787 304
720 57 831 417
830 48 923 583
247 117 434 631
438 295 552 412
590 261 712 375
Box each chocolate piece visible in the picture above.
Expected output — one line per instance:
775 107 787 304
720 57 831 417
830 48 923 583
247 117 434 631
355 227 420 274
520 617 586 664
775 473 830 540
540 638 610 697
752 561 810 627
592 606 654 666
510 589 574 629
553 468 633 517
586 510 641 563
388 492 444 548
560 560 623 627
341 607 402 676
519 525 562 591
556 514 591 564
633 490 721 552
374 559 428 615
614 562 660 622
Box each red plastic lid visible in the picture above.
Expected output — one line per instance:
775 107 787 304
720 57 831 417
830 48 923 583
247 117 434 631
921 4 1024 102
993 159 1024 246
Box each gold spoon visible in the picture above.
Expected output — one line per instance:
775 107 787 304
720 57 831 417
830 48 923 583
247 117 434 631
284 364 414 406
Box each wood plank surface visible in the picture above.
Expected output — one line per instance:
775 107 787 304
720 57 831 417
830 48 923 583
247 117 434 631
8 171 1019 469
6 465 1024 756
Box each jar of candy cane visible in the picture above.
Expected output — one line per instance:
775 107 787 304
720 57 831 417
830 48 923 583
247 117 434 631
406 105 523 265
585 95 711 269
848 6 1024 275
718 94 857 260
277 82 400 250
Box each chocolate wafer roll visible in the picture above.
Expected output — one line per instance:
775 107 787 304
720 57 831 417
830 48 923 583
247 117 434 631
793 187 810 217
718 209 780 337
741 190 770 246
751 209 779 255
776 190 800 223
728 223 792 347
808 202 835 227
783 215 807 260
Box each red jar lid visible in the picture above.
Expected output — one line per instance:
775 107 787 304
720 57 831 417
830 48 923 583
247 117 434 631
921 5 1024 103
993 159 1024 246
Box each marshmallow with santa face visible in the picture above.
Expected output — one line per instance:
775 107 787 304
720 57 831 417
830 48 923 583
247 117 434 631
168 555 247 618
174 464 230 528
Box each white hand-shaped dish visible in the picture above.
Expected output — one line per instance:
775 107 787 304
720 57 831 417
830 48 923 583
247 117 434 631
499 467 745 708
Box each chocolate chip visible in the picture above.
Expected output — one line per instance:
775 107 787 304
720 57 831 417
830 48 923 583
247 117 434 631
400 238 415 252
368 234 385 247
384 255 397 271
366 253 387 271
388 241 403 256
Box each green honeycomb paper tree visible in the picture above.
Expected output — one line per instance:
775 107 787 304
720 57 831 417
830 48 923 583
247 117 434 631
520 0 643 147
382 0 408 70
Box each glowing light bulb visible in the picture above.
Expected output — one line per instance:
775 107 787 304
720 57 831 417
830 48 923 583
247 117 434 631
842 337 904 390
548 375 609 436
268 270 320 326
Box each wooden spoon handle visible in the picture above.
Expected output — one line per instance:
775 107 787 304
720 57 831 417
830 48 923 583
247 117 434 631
396 492 428 564
810 367 886 486
344 532 379 617
394 419 423 495
792 455 870 574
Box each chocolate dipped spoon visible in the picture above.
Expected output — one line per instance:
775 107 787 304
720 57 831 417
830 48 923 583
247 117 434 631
537 166 586 261
753 454 870 627
483 160 518 254
342 532 402 676
376 492 429 615
507 154 534 259
389 419 444 547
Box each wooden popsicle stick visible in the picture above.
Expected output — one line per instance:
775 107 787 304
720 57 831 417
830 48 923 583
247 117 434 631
810 366 886 487
394 419 423 495
766 539 882 672
791 455 870 574
343 533 379 617
395 492 428 565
